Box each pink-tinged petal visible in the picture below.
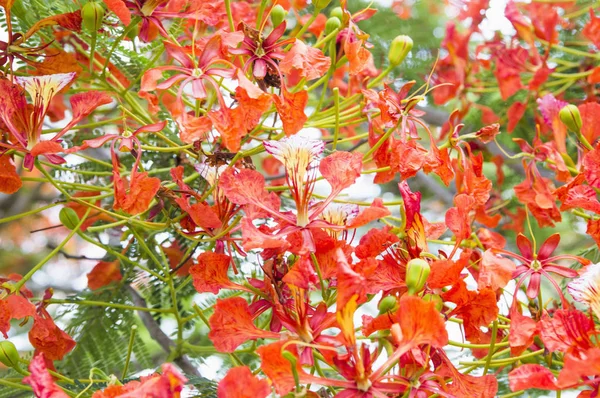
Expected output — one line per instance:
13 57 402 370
280 40 331 81
164 41 194 69
537 233 560 261
191 79 207 99
205 67 236 79
198 35 223 69
44 154 66 165
319 151 362 193
512 265 530 278
516 234 533 260
398 181 421 227
81 134 118 149
543 264 579 278
508 364 558 392
156 74 189 91
264 21 288 48
23 354 70 398
537 94 568 153
133 121 167 135
526 272 541 299
253 59 268 79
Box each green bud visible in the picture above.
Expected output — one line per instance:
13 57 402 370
0 341 21 369
388 35 413 66
126 23 140 40
287 254 297 265
559 104 582 133
59 207 80 230
405 258 430 295
422 293 444 312
325 17 341 35
330 7 343 20
82 2 105 32
378 295 397 315
270 5 286 28
313 0 332 11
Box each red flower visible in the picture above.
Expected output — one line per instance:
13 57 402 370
493 233 591 301
208 297 280 352
0 75 111 170
141 36 234 103
231 22 294 86
29 308 76 361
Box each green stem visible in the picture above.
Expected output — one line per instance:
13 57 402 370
13 207 91 292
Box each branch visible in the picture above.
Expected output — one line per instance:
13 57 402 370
126 285 202 377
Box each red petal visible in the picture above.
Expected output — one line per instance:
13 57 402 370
319 151 362 193
508 364 558 391
479 250 516 291
208 297 279 352
273 89 308 137
394 295 448 349
29 314 76 361
103 0 131 26
217 366 271 398
346 198 391 229
87 260 122 290
190 252 242 294
0 154 22 194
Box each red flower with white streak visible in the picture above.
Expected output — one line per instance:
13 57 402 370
0 74 111 169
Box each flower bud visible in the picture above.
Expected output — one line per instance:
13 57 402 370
126 23 140 40
0 341 21 369
378 295 397 315
82 2 105 32
388 35 413 66
325 17 341 35
422 293 444 312
330 7 343 20
559 104 582 133
59 207 80 230
313 0 332 11
270 5 286 28
405 258 430 295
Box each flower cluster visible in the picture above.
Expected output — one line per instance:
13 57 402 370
0 0 600 397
